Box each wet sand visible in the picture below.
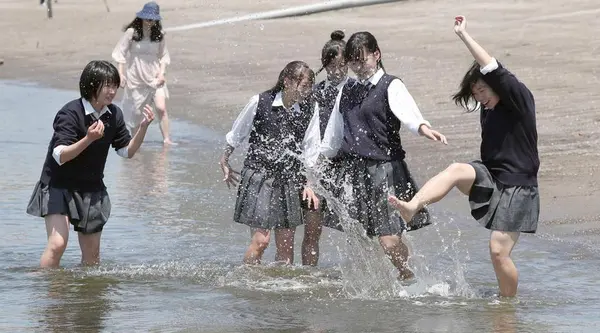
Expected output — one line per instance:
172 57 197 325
2 0 600 238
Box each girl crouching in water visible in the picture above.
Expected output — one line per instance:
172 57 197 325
220 61 321 265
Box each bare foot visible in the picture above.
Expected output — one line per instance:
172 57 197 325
388 196 418 224
163 139 177 146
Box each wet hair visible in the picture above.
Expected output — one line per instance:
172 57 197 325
79 60 120 101
316 30 346 75
123 17 164 42
344 31 384 70
270 61 315 93
452 61 484 113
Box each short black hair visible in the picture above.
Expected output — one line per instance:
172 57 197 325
344 31 384 70
79 60 120 101
452 60 484 113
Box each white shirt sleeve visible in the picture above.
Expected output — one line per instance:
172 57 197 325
117 147 129 158
53 144 130 166
302 104 321 169
387 79 431 135
480 57 499 74
319 87 345 158
225 94 260 148
52 145 67 166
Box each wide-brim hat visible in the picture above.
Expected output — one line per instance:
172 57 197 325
136 1 162 21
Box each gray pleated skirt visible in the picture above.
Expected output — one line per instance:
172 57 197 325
26 181 111 234
234 167 304 230
333 156 431 237
468 161 539 233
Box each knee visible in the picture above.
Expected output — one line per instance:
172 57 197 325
252 234 270 251
155 106 167 117
47 235 68 255
445 162 469 175
489 242 509 264
379 235 402 254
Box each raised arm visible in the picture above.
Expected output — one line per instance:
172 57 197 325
454 16 534 115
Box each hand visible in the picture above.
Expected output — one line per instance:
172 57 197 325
156 73 166 87
86 120 105 141
302 186 320 210
219 157 240 189
140 104 155 127
419 124 448 144
454 15 467 35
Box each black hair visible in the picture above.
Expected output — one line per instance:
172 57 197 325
344 31 384 70
316 30 346 75
270 61 315 93
79 60 120 101
452 61 484 113
124 17 164 42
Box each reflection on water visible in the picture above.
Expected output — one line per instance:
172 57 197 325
1 81 600 332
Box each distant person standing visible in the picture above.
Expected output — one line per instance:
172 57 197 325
112 1 175 145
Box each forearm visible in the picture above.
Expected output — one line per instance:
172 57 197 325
221 144 235 163
160 62 167 75
118 63 126 77
58 137 93 164
126 125 149 158
458 31 493 67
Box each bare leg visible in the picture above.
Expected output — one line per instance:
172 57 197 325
154 92 174 145
78 231 102 266
489 231 520 297
379 234 413 280
40 215 70 268
302 210 323 266
274 228 296 264
243 228 270 264
388 163 476 223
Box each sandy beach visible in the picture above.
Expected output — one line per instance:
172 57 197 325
2 0 600 236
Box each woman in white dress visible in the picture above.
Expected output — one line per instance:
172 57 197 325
112 1 174 145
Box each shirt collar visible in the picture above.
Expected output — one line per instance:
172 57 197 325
324 75 349 90
272 91 301 113
361 68 385 86
82 98 111 117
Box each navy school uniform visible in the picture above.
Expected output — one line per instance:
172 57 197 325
467 58 540 233
307 76 355 230
226 90 319 230
320 68 432 237
26 98 132 234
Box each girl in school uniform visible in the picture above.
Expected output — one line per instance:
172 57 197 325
112 1 174 145
322 31 447 280
26 60 155 268
301 30 355 266
219 61 321 265
389 16 540 297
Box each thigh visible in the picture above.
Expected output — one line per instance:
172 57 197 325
44 214 70 241
489 230 520 256
449 162 477 196
250 228 271 242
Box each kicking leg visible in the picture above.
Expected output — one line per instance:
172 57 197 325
388 163 476 223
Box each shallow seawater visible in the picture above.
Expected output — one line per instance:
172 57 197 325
1 80 599 333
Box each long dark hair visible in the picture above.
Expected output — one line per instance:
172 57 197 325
452 61 483 113
316 30 346 75
344 31 385 71
270 61 315 93
123 17 164 42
